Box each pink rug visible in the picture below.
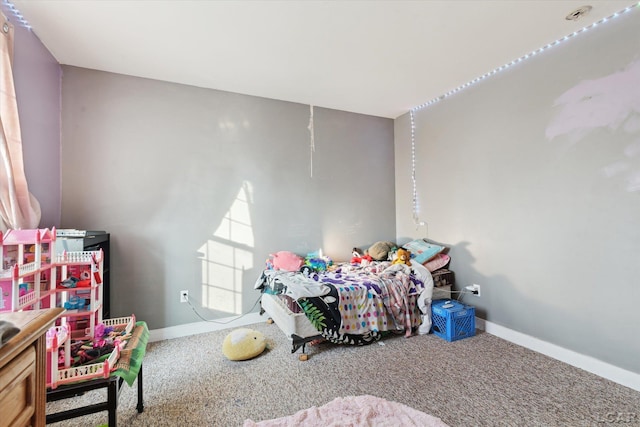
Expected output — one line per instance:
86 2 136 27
243 395 449 427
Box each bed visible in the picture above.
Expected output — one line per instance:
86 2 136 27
255 259 435 354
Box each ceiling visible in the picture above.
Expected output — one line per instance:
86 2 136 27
8 0 638 119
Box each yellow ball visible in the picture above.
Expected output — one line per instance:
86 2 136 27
222 328 266 361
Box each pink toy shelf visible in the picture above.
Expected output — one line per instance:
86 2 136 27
46 315 136 389
54 249 104 340
0 227 110 391
1 229 104 338
0 228 55 312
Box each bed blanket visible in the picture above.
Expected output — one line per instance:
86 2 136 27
256 261 433 346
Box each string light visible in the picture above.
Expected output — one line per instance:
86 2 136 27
2 1 31 29
308 104 315 178
408 2 639 226
410 110 417 223
2 0 638 225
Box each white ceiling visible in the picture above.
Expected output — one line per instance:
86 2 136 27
8 0 637 118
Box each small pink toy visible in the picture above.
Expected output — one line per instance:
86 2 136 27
270 251 303 272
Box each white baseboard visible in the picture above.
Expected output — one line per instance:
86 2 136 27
148 312 263 342
476 318 640 392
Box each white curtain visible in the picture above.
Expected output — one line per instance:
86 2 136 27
0 12 41 231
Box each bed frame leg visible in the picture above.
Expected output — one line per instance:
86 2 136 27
291 334 322 360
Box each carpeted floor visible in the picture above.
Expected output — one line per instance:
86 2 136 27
46 318 640 426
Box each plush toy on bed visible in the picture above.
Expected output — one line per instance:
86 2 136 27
305 250 332 271
392 248 412 266
368 241 397 261
269 251 304 272
350 248 373 266
222 328 267 361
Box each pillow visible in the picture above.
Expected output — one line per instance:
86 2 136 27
402 239 444 264
222 328 267 361
423 253 450 272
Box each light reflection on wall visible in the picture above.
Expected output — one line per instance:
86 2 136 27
198 181 254 314
546 59 640 192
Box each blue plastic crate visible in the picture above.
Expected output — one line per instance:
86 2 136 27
431 299 476 342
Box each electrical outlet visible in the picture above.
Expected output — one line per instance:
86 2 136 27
180 290 189 303
465 284 481 297
472 284 481 297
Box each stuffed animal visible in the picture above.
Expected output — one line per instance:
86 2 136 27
222 328 267 361
368 241 397 261
392 248 412 266
269 251 304 271
351 248 373 266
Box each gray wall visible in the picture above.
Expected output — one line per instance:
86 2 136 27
395 10 640 373
2 4 62 228
61 67 395 330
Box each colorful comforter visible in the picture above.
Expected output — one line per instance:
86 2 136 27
255 261 434 346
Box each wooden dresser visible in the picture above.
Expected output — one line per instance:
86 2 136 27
0 308 63 427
